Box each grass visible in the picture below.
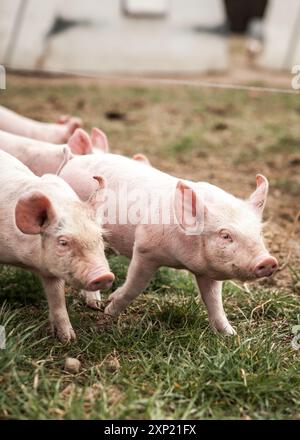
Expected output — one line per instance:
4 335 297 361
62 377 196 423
0 259 300 420
0 75 299 419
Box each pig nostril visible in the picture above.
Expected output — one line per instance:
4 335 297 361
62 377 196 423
254 256 278 278
87 273 115 291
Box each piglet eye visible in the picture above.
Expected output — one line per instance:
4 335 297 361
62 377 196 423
58 238 69 247
220 230 233 242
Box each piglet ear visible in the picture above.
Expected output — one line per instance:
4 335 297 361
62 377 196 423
174 181 205 235
15 192 56 235
132 153 151 166
57 114 70 124
248 174 269 217
87 176 107 210
91 127 109 153
68 128 93 155
55 145 73 175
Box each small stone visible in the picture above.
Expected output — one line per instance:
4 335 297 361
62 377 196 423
64 357 81 374
104 355 120 372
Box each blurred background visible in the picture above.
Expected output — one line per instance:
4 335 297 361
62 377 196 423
0 0 300 79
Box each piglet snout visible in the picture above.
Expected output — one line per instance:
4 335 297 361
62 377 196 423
254 256 278 278
87 271 115 291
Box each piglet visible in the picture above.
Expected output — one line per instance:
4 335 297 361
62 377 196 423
61 152 278 335
0 150 114 342
0 128 111 310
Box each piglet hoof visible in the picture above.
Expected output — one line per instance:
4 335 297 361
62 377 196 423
51 323 77 343
104 302 119 317
221 324 237 336
58 327 76 344
211 319 237 336
80 290 102 310
105 289 127 317
86 299 101 310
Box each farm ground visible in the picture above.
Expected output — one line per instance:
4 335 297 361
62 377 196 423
0 73 299 419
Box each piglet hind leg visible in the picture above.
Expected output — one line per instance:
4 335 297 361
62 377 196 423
105 251 157 317
0 106 81 144
42 277 76 343
195 276 236 335
80 289 101 310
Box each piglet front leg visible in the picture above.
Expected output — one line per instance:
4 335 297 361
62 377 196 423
195 276 236 335
105 250 157 317
42 277 76 343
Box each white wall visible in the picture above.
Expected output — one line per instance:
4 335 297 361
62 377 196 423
0 0 228 74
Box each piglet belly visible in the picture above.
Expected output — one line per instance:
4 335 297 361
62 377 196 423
104 224 135 258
